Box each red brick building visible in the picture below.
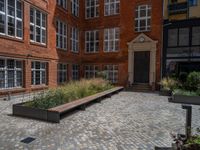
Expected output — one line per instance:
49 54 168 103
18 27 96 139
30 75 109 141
0 0 163 95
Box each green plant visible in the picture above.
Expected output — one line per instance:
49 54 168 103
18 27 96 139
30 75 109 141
159 77 178 91
185 72 200 91
25 78 113 109
173 89 199 96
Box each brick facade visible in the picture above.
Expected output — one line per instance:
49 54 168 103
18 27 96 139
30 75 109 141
0 0 163 95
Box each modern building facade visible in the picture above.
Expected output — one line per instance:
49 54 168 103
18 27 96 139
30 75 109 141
0 0 163 96
163 0 200 76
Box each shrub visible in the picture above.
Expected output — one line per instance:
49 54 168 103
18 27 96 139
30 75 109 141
25 78 113 109
159 77 178 91
173 89 199 96
185 72 200 91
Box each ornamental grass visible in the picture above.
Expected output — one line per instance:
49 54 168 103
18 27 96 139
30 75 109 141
25 78 113 109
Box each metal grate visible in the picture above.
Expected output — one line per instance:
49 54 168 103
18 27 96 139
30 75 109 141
20 137 36 144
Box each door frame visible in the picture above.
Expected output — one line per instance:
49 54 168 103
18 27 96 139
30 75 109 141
127 33 157 88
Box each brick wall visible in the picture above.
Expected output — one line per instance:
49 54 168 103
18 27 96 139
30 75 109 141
0 0 163 95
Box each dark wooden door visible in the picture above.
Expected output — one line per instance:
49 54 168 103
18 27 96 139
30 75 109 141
134 51 150 83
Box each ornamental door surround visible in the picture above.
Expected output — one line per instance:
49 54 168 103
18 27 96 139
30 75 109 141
127 33 157 87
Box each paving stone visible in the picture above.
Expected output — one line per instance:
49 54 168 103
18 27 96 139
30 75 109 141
0 92 200 150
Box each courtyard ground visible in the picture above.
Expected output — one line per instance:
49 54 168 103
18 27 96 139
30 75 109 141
0 91 200 150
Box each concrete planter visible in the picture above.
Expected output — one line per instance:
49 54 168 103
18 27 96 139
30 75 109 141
13 87 123 123
169 94 200 105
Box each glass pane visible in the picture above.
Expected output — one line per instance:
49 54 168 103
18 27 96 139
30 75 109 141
179 28 189 46
168 29 178 47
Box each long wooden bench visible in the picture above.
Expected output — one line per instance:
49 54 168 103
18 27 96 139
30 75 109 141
49 87 124 114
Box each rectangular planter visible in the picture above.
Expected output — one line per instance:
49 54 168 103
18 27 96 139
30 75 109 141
13 87 124 123
13 103 60 123
169 94 200 105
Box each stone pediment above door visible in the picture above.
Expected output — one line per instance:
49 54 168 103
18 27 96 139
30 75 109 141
127 33 158 51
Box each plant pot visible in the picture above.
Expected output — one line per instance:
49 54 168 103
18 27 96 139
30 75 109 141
159 89 172 96
182 144 200 150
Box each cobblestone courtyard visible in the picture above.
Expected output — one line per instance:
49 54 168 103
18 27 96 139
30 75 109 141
0 92 200 150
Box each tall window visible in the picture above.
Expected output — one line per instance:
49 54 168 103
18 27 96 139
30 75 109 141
71 0 79 17
104 0 120 16
30 7 47 45
104 27 120 52
0 58 23 89
71 27 79 52
0 0 23 39
56 20 67 50
72 64 79 80
192 26 200 46
85 30 99 53
135 5 151 32
84 65 99 79
104 65 118 83
86 0 99 19
57 0 67 9
58 63 67 84
31 61 46 85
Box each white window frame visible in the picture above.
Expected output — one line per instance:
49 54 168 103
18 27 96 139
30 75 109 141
135 5 151 32
0 0 23 39
104 27 120 52
84 65 99 79
0 58 23 89
30 7 47 45
72 64 79 80
104 0 120 16
56 20 67 50
85 30 99 53
85 0 99 19
104 65 118 83
57 63 67 84
57 0 67 9
31 61 47 85
71 0 79 17
71 27 79 53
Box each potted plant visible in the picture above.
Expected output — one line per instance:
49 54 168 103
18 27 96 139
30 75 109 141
169 72 200 105
159 77 178 96
171 130 200 150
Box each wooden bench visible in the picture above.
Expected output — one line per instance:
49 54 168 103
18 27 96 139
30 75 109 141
49 87 124 114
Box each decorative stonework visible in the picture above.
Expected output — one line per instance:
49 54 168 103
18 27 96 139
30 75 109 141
127 33 158 89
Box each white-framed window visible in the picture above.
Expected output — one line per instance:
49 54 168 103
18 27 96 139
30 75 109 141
72 64 79 80
71 0 79 17
58 63 67 84
85 30 99 53
104 65 118 83
71 27 79 52
57 0 67 9
56 20 67 50
0 0 23 39
104 27 120 52
104 0 120 16
135 5 151 32
84 65 99 79
85 0 99 19
30 7 47 45
31 61 47 85
0 58 23 89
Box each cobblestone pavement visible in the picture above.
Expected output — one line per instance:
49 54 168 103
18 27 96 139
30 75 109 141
0 92 200 150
